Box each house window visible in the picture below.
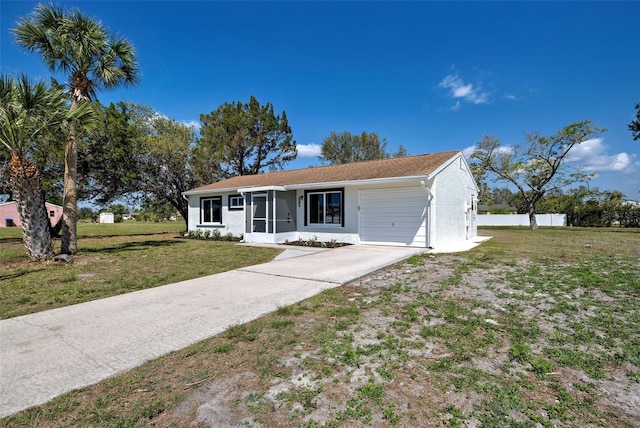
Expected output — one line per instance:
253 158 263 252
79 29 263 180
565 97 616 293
228 195 244 210
307 189 343 226
201 197 222 223
49 210 55 217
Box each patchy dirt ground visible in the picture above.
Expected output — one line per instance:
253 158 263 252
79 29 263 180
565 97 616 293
3 228 638 428
147 252 639 428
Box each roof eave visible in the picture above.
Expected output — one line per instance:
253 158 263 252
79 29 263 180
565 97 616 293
288 174 435 190
182 187 240 196
183 175 434 196
236 185 287 193
425 151 462 178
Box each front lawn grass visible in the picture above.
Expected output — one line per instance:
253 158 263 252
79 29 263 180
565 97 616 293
0 220 185 241
2 226 639 427
0 231 280 319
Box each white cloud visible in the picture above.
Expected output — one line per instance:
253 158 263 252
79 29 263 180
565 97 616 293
152 112 168 120
567 138 639 173
498 145 515 155
463 144 513 159
151 112 201 131
453 83 473 98
462 145 476 157
439 73 489 106
181 120 201 131
297 143 322 158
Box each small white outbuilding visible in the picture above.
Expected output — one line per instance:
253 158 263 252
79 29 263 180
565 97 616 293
99 212 115 224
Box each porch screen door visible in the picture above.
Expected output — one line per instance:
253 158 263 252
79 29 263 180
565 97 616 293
252 194 267 233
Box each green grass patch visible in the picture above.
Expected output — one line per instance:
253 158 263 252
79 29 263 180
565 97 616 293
0 234 280 319
336 382 386 424
276 384 323 411
226 323 263 342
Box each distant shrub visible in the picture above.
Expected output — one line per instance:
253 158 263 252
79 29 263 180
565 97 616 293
183 229 240 241
284 237 349 248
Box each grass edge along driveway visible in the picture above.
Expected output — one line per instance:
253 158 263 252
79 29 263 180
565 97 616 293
0 232 281 319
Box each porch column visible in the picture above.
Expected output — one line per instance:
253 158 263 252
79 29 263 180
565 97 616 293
240 191 247 240
272 190 277 235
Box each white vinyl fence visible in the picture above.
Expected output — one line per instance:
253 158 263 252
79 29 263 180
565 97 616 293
477 213 566 227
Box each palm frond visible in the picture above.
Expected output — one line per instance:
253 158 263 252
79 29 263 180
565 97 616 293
12 3 139 102
0 74 69 157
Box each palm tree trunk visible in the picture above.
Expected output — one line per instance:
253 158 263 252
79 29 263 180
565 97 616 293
61 122 78 254
9 155 54 260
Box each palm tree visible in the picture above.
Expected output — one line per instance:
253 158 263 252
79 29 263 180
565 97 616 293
13 3 139 254
0 75 93 260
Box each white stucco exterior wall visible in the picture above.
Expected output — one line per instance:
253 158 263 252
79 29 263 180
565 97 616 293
294 181 429 245
188 192 245 237
293 186 358 244
431 155 477 249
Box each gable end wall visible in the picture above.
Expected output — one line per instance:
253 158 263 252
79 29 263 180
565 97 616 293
432 155 477 248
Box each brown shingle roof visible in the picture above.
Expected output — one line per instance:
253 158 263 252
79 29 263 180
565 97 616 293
185 150 460 194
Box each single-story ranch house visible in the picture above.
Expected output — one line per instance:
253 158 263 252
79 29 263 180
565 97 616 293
0 201 63 228
183 150 478 249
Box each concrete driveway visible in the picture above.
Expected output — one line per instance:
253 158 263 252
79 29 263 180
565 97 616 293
0 244 427 418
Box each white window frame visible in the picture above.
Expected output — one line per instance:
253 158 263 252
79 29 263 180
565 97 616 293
228 195 244 210
200 196 222 224
306 189 343 226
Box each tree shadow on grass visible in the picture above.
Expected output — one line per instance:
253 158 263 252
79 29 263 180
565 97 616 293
80 239 186 254
0 268 45 281
0 238 23 244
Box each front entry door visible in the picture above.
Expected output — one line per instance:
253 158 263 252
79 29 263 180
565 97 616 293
252 193 268 242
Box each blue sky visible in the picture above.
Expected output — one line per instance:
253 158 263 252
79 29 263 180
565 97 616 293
2 1 639 199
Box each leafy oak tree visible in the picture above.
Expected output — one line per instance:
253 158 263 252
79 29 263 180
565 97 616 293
319 131 389 165
471 120 604 230
80 103 211 229
197 96 296 178
79 102 146 205
469 161 491 205
136 115 199 227
14 3 139 254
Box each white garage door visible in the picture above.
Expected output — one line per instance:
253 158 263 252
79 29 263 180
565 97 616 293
358 188 427 247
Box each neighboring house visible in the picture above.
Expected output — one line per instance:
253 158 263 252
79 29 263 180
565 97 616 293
0 201 63 228
99 212 115 224
183 151 479 249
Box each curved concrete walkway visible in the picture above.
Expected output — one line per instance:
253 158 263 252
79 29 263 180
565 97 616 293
0 244 434 418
